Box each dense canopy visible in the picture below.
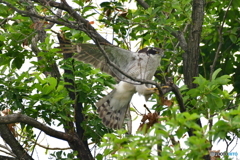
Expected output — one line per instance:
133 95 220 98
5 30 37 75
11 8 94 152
0 0 239 159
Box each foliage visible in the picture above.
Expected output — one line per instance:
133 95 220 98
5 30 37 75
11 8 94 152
0 0 239 160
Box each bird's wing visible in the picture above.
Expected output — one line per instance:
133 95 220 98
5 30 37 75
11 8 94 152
71 44 135 80
122 52 162 84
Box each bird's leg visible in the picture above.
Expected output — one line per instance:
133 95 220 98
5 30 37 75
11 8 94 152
136 85 166 100
146 85 170 95
146 87 159 95
141 87 159 101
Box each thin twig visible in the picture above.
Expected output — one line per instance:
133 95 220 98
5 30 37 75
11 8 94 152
33 143 71 150
143 104 152 113
131 102 142 115
31 131 42 157
0 144 16 157
0 0 86 32
230 137 238 153
225 133 235 153
210 0 233 80
0 149 16 157
0 144 14 155
15 128 72 150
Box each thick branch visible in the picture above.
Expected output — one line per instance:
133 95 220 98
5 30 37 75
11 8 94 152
26 0 61 79
183 0 204 89
32 0 110 44
58 34 93 160
136 0 149 9
172 86 185 112
0 0 110 45
0 124 33 160
170 31 188 52
0 114 72 141
0 114 94 159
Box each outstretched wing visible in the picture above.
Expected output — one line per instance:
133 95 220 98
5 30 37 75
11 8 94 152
63 43 164 130
71 44 135 80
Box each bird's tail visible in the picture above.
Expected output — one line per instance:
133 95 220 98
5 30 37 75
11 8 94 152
96 89 129 129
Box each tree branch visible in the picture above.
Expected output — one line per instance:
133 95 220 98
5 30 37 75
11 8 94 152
136 0 149 9
0 124 33 160
31 143 70 150
32 0 110 44
0 0 75 29
183 0 204 89
0 144 15 157
0 0 110 45
57 34 93 160
25 0 61 79
0 114 93 159
170 30 188 53
0 149 15 158
0 155 16 160
210 0 233 80
14 133 71 150
0 114 72 141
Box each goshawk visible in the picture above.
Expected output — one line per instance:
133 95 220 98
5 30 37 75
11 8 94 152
73 44 164 129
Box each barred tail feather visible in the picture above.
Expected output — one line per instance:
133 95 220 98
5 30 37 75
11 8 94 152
96 89 129 129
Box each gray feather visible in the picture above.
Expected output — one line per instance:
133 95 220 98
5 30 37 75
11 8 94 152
72 44 135 80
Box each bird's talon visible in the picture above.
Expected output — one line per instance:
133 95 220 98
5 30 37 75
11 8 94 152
147 87 159 94
161 86 169 89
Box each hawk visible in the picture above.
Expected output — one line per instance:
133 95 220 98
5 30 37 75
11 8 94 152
72 44 164 129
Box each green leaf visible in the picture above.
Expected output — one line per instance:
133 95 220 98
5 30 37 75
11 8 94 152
206 93 223 110
100 2 111 8
212 120 230 141
186 113 200 120
0 35 5 41
214 75 231 85
82 6 96 15
229 35 237 43
12 56 24 69
176 127 187 138
193 75 208 86
211 68 222 81
47 77 57 88
186 88 199 97
95 154 103 160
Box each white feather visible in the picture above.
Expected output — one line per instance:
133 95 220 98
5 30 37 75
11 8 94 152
110 81 136 110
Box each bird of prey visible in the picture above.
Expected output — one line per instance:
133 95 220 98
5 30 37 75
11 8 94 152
72 44 164 129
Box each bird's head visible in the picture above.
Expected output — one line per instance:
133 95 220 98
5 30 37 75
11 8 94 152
138 47 164 57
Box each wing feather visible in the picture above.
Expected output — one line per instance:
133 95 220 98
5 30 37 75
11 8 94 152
71 44 134 79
